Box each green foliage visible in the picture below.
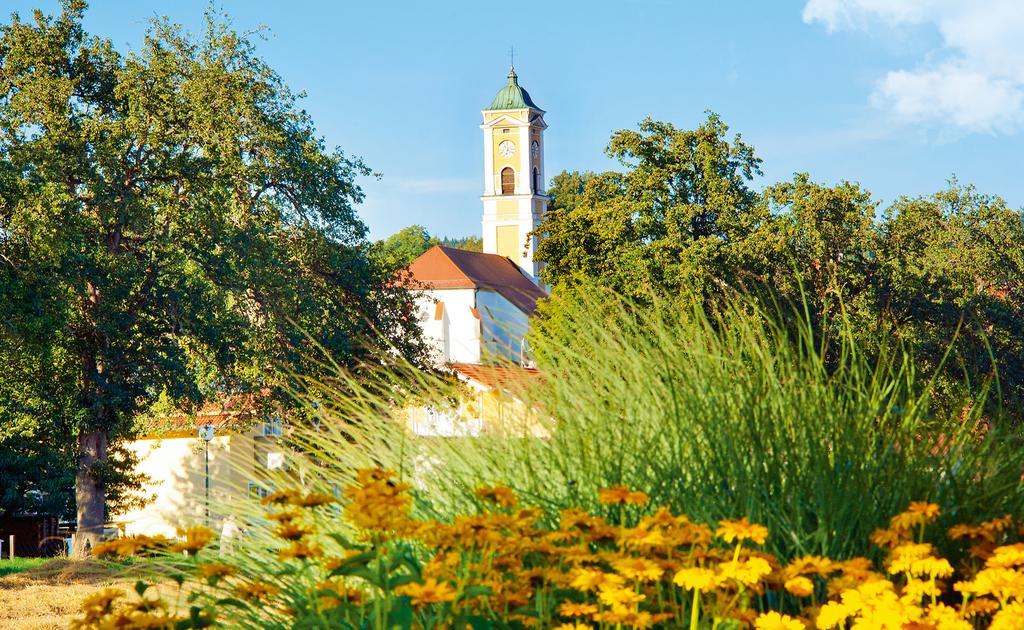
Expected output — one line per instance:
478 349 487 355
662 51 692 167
536 114 1024 421
370 225 436 271
0 2 422 527
292 288 1024 561
0 557 50 577
369 224 482 272
438 234 483 252
536 113 765 302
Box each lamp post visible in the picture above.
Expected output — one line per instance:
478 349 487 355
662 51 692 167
197 424 216 528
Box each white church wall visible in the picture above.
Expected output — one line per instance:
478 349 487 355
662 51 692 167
415 288 480 365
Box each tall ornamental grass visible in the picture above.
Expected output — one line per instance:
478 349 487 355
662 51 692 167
289 288 1024 561
73 290 1024 629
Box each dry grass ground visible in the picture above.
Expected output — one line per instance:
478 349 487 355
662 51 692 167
0 559 136 630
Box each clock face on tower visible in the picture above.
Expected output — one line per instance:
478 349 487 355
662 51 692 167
498 140 516 158
531 141 539 159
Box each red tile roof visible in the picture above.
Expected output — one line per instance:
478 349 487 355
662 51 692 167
450 362 541 391
138 395 263 437
404 246 547 314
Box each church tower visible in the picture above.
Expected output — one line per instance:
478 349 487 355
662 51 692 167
480 67 546 281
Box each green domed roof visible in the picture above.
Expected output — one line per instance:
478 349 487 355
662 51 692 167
485 67 542 111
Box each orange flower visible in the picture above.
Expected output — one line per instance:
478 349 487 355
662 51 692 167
475 484 519 508
625 491 649 506
292 492 337 508
558 602 598 617
598 486 633 505
235 581 280 602
197 562 237 579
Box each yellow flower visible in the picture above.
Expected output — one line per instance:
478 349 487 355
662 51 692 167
870 527 909 548
570 569 622 592
890 501 940 531
754 611 805 630
558 602 598 617
955 567 1024 602
79 587 124 617
266 509 302 523
673 567 719 592
597 583 645 609
718 557 773 587
887 543 936 574
715 517 769 545
171 526 215 555
197 562 237 579
278 541 324 561
292 492 337 508
815 601 851 629
344 469 413 532
235 581 280 602
926 603 972 630
274 522 313 541
904 577 942 600
394 578 458 606
784 555 836 578
92 534 169 558
991 602 1024 630
987 543 1024 569
553 624 592 630
261 489 299 506
913 557 954 579
475 484 518 508
611 557 663 582
784 576 815 597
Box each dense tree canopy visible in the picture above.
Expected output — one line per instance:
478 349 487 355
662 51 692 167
536 114 1024 420
0 1 422 550
370 224 482 272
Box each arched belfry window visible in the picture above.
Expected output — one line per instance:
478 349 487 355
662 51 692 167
532 167 540 193
500 167 515 195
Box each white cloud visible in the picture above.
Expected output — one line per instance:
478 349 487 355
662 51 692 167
803 0 1024 133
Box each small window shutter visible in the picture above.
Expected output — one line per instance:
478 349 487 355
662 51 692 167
501 167 515 195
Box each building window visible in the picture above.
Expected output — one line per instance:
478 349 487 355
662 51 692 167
500 167 515 195
247 482 271 500
532 167 540 193
259 416 283 437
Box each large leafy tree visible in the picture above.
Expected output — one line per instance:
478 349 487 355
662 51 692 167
537 115 1024 421
370 224 436 271
875 182 1024 414
536 114 767 302
369 224 483 273
0 2 422 552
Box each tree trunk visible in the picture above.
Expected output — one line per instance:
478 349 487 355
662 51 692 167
72 427 108 558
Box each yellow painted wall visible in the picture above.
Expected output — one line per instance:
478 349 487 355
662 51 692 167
496 199 519 220
496 225 518 259
116 432 268 538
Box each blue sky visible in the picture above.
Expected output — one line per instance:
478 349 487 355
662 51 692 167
8 1 1024 239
